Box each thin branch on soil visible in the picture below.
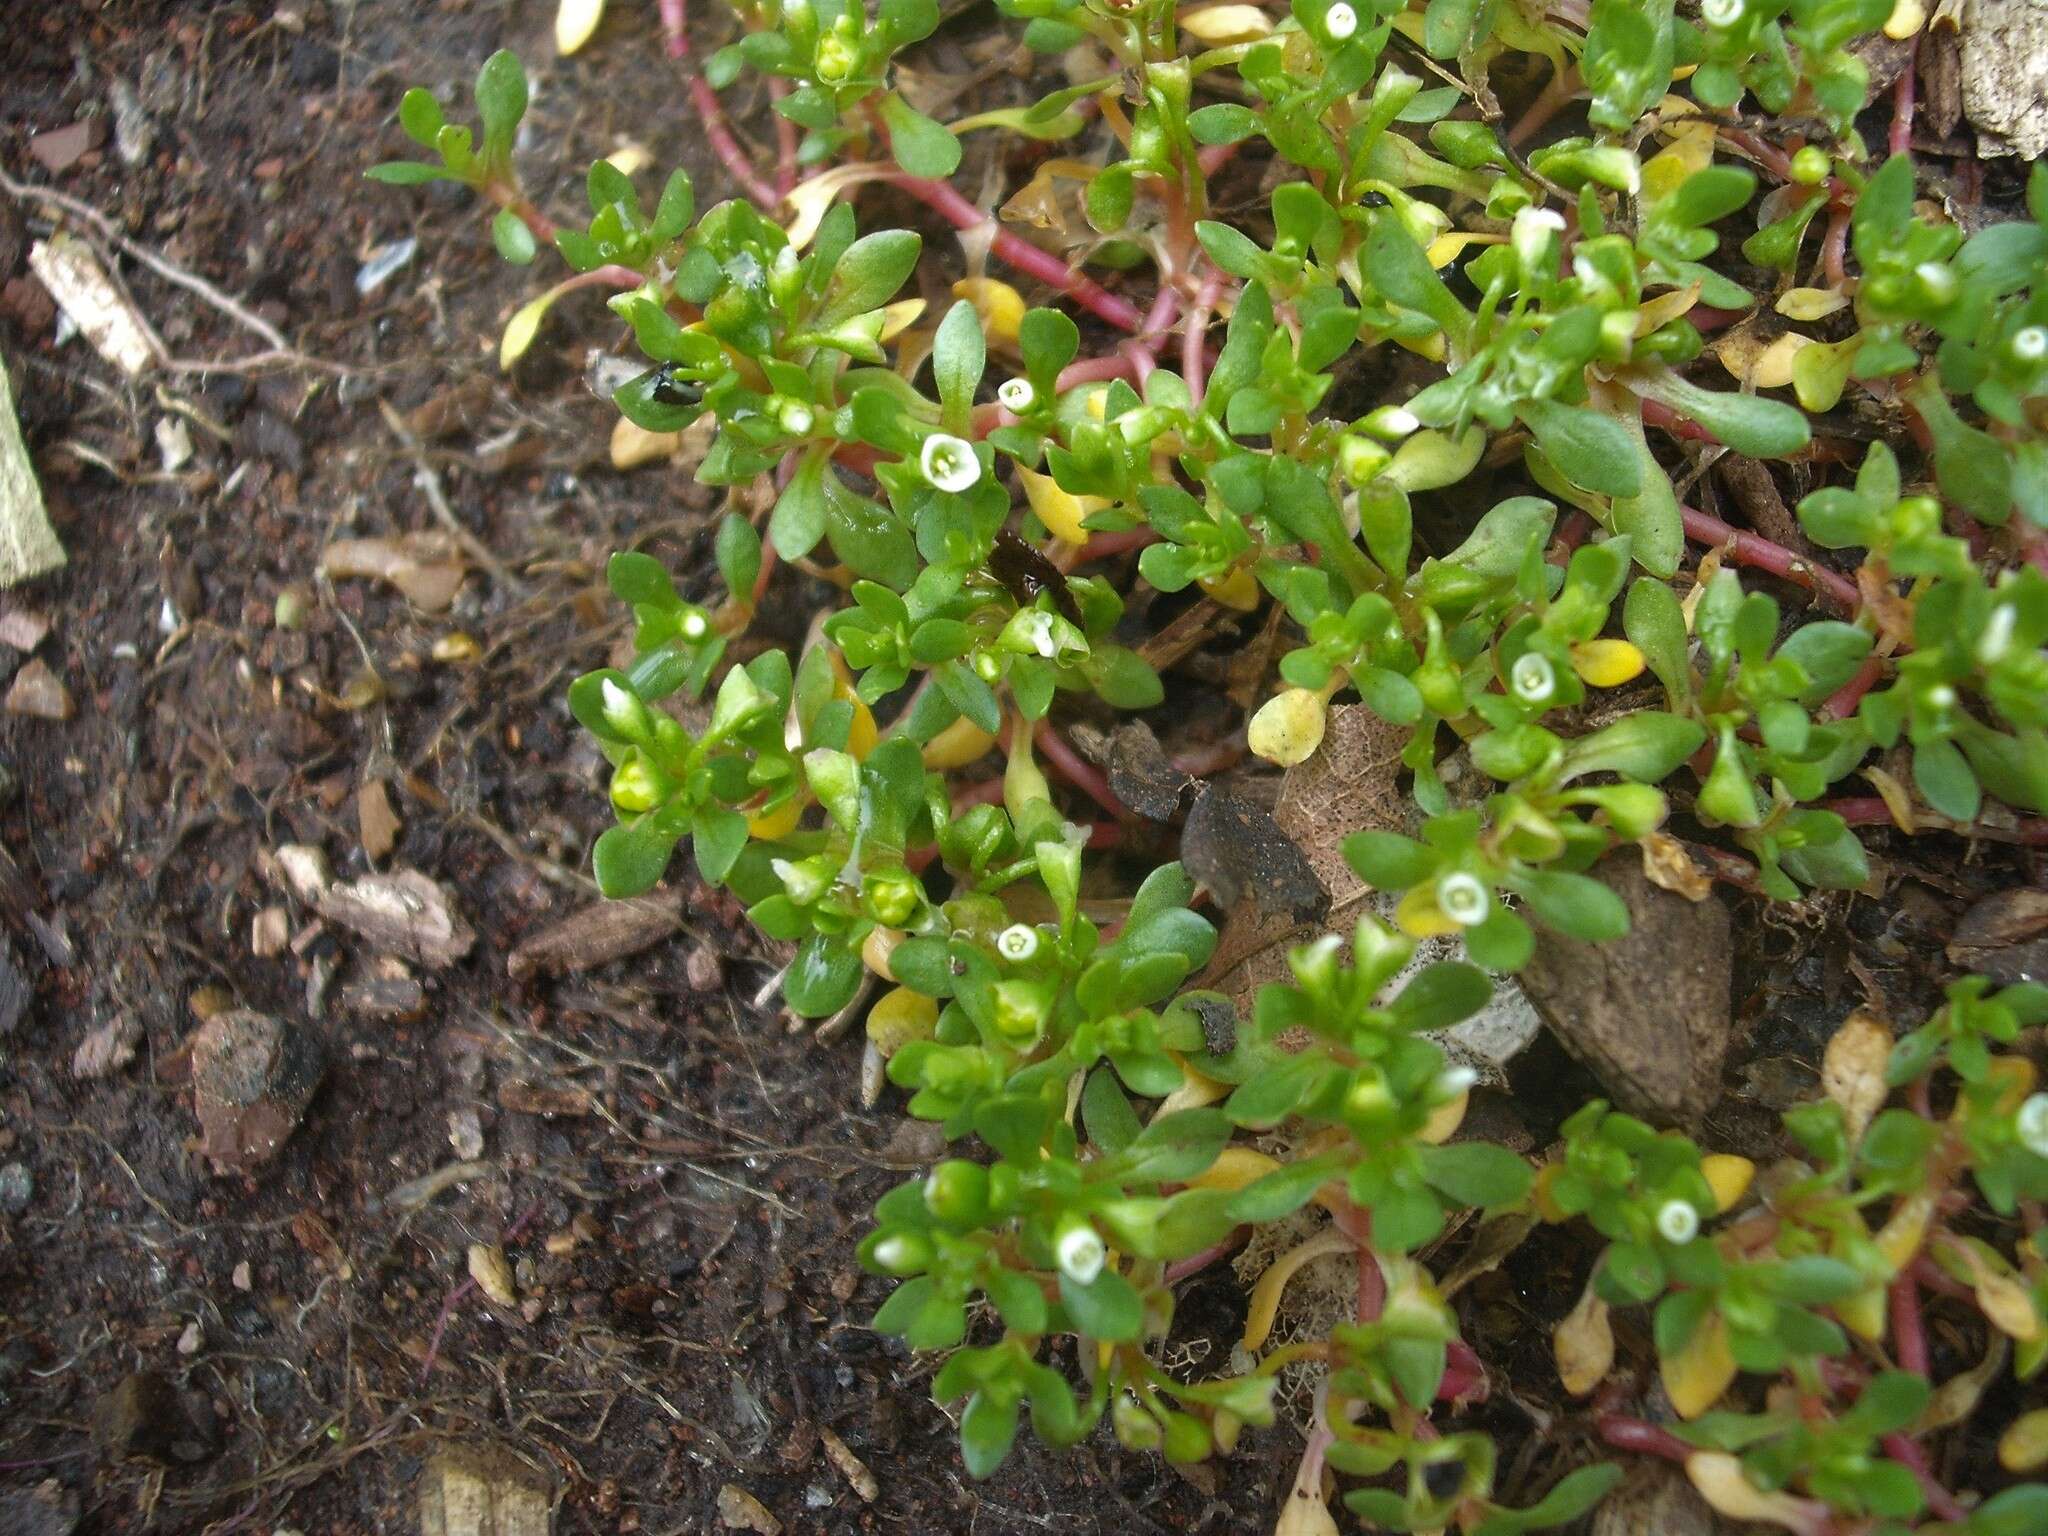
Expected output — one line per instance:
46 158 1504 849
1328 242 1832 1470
376 398 530 598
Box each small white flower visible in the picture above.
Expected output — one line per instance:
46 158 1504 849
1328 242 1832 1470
779 400 815 436
2015 326 2048 363
772 856 828 906
1510 651 1558 705
998 378 1036 412
920 433 982 493
1979 603 2018 665
1324 1 1358 41
2018 1093 2048 1159
872 1235 918 1272
1916 262 1958 306
1056 1222 1106 1285
1701 0 1743 26
1926 683 1958 712
680 610 710 641
997 923 1041 963
1436 1066 1479 1098
1511 206 1567 269
1436 871 1490 927
601 677 648 738
1656 1199 1701 1245
1023 610 1058 659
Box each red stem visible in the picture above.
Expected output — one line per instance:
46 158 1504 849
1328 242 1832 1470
1890 43 1918 160
1682 505 1863 614
1817 654 1884 721
1822 207 1850 289
662 0 782 209
1184 272 1224 407
768 79 800 197
1889 1269 1928 1375
1058 354 1141 390
1165 1229 1247 1284
1881 1433 1967 1523
1033 720 1129 819
888 173 1146 333
1597 1415 1694 1465
1074 528 1160 563
1825 795 2048 844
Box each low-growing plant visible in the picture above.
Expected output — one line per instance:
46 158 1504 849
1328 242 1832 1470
378 0 2048 1525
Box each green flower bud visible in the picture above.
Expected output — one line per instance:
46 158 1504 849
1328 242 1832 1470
1339 433 1391 486
1789 146 1830 185
600 676 656 744
993 977 1054 1046
869 1230 932 1276
609 754 665 814
1162 1411 1211 1464
923 1159 991 1225
863 866 923 927
1112 1395 1164 1451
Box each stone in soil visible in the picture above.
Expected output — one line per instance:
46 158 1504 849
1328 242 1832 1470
317 868 475 967
27 119 106 175
189 1008 326 1173
419 1444 551 1536
92 1371 218 1464
0 1159 31 1214
0 940 27 1036
71 1016 141 1079
4 658 72 720
1520 855 1733 1126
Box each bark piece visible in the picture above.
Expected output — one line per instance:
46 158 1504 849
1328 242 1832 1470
1947 887 2048 985
0 351 63 589
72 1016 140 1079
320 533 466 611
507 894 682 979
5 658 72 719
318 868 475 967
1105 721 1193 822
359 779 402 862
29 233 156 376
189 1008 326 1173
1521 856 1732 1126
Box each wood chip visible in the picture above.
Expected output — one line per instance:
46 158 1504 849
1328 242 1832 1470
317 868 475 967
466 1243 517 1307
0 607 50 651
320 533 466 612
0 351 62 589
507 895 682 979
420 1445 551 1536
4 657 71 719
498 1081 593 1118
716 1485 781 1535
818 1427 879 1502
29 232 157 376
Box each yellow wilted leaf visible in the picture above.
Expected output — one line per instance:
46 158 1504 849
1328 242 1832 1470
1425 232 1504 269
1199 564 1261 611
1792 336 1858 413
1776 286 1850 321
1186 1146 1283 1194
877 297 926 342
1885 0 1927 38
610 417 681 470
922 715 997 769
1418 1089 1469 1145
785 164 889 250
1687 1453 1830 1531
1822 1011 1892 1145
1642 118 1717 203
1839 1285 1888 1342
1663 1313 1737 1419
1715 330 1814 390
1155 1060 1233 1114
500 291 557 369
746 796 802 840
1248 688 1329 766
1875 1188 1936 1269
1019 465 1102 546
2001 1408 2048 1472
1702 1154 1755 1213
861 925 902 980
556 0 605 55
1555 1277 1615 1396
605 141 653 176
1242 1228 1351 1352
1571 639 1647 688
953 277 1026 348
866 986 938 1057
1635 282 1705 337
1181 4 1274 43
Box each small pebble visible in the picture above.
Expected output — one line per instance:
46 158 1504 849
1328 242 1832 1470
175 1321 202 1356
4 659 72 720
0 1160 31 1215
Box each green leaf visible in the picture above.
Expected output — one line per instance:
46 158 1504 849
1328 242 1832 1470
1187 104 1261 145
1514 870 1630 942
960 1390 1021 1478
785 932 863 1017
1082 1067 1142 1153
933 299 986 432
881 92 962 177
1115 1109 1230 1185
1476 1464 1625 1535
1639 371 1810 458
491 209 537 265
1914 737 1981 822
365 161 446 186
1344 830 1437 889
1059 1268 1143 1340
1607 413 1682 577
1419 1141 1532 1208
692 805 749 883
1624 577 1691 699
715 513 763 601
593 821 677 897
821 230 923 323
1517 399 1642 498
1557 711 1705 782
398 87 445 146
1226 1157 1337 1222
474 49 529 165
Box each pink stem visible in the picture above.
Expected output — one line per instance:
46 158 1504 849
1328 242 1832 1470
1890 43 1918 160
1165 1229 1247 1284
1598 1415 1694 1465
1825 795 2048 844
1682 505 1863 614
1687 304 1749 332
1184 273 1223 407
1889 1270 1928 1375
1356 1247 1386 1324
419 1200 543 1382
1057 354 1141 390
1639 397 1721 446
768 80 799 196
661 0 782 208
1912 1256 1974 1302
1075 528 1160 563
888 173 1146 333
1822 207 1850 289
1818 655 1884 721
1439 1339 1487 1404
1881 1434 1967 1523
1033 720 1129 819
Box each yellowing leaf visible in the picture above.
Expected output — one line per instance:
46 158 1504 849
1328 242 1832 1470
746 796 802 841
1885 0 1927 38
1242 1228 1351 1352
1822 1011 1892 1145
1418 1089 1468 1145
2001 1408 2048 1473
877 297 927 342
1571 639 1647 688
1714 330 1814 390
1687 1453 1829 1532
500 291 557 369
785 163 890 250
1701 1154 1755 1213
610 417 681 470
555 0 605 54
1776 286 1850 321
1198 564 1261 611
1791 336 1857 413
1385 426 1485 493
922 715 998 769
1155 1059 1233 1114
1020 465 1103 546
1185 1146 1283 1194
605 141 653 176
1181 4 1274 42
1635 282 1705 337
1554 1276 1614 1396
1642 118 1717 203
1662 1313 1737 1418
1249 687 1329 766
953 277 1026 348
866 986 938 1057
1425 231 1504 269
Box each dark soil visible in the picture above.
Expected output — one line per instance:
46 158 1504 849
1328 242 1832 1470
0 4 2041 1535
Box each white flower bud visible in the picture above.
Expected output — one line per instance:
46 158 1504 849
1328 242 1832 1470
1926 683 1957 712
998 378 1036 412
920 433 982 493
680 610 710 641
2018 1093 2048 1159
1436 1066 1479 1098
779 400 815 436
1701 0 1743 25
2014 326 2048 363
601 676 651 740
1511 206 1566 270
1436 871 1490 927
1510 651 1558 705
997 923 1041 962
1324 1 1357 41
1980 603 2018 665
1056 1220 1107 1285
1363 405 1419 439
1656 1199 1701 1245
